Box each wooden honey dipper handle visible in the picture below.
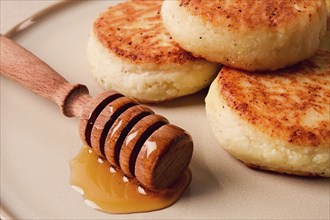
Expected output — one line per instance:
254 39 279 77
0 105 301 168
0 35 89 117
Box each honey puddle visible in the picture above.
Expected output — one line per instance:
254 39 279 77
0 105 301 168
70 146 191 214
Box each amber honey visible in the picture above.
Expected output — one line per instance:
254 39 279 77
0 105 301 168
70 146 191 214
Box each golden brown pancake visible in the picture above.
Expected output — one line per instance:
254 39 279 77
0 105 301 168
179 0 323 30
220 51 330 147
205 50 330 177
161 0 327 71
94 0 197 65
87 0 218 103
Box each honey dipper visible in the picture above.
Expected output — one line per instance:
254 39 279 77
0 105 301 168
0 35 193 191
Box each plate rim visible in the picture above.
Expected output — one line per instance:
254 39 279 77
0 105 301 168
1 1 78 219
4 0 76 38
1 1 329 219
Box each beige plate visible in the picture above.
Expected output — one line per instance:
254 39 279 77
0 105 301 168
1 1 329 219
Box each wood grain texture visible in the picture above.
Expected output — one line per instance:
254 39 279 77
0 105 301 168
90 97 137 157
120 114 169 177
135 124 193 190
0 35 194 191
79 91 122 147
105 105 154 168
0 35 89 117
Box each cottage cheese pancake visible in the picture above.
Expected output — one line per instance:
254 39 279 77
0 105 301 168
205 50 330 177
87 0 218 103
326 0 330 29
162 0 327 71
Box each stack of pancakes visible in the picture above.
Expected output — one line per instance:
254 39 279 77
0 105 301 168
87 0 330 177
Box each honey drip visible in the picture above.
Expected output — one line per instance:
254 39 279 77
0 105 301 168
70 146 191 214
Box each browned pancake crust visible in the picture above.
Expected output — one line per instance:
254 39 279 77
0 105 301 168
179 0 324 30
93 0 199 65
218 50 330 147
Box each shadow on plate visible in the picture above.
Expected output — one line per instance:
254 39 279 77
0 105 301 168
148 87 210 109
